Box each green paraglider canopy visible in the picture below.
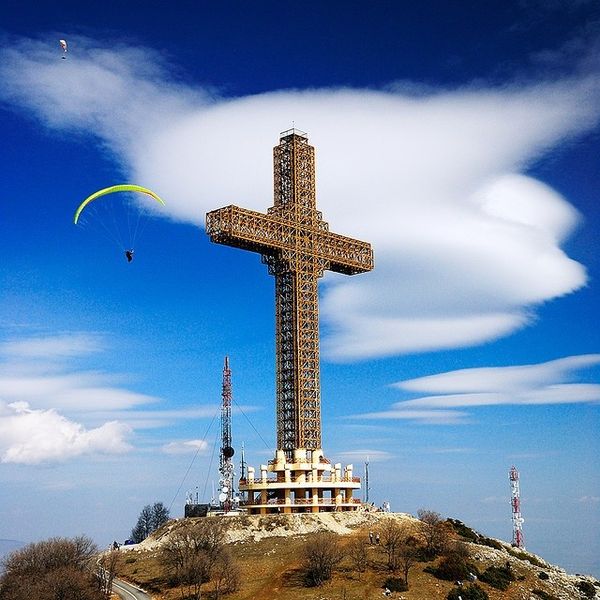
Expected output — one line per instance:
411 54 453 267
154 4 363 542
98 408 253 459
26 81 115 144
73 184 165 224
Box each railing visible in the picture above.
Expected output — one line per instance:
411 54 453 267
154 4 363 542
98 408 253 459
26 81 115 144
268 456 332 466
239 475 360 486
242 497 362 506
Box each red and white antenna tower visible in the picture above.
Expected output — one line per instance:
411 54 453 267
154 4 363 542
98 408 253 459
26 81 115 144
219 356 236 511
509 465 525 549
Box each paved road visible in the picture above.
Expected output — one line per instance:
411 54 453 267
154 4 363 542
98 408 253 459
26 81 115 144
112 577 152 600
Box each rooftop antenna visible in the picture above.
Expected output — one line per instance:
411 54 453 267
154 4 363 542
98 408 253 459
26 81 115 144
240 442 247 480
239 442 247 503
509 466 525 549
364 457 370 504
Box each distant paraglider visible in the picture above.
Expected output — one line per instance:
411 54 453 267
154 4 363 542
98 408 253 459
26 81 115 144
59 39 68 59
74 184 166 262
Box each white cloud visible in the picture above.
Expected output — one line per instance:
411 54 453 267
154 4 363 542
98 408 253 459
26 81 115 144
161 439 209 454
1 37 599 360
356 409 470 425
0 332 159 413
0 401 132 464
336 449 393 463
356 354 600 423
395 354 600 393
578 496 600 504
0 332 161 463
0 332 104 359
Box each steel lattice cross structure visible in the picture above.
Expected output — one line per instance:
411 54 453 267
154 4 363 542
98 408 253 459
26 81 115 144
206 129 374 456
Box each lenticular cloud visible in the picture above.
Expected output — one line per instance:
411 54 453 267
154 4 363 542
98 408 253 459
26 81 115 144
1 37 599 360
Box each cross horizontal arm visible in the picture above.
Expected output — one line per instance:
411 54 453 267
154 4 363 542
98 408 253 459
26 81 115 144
206 205 374 275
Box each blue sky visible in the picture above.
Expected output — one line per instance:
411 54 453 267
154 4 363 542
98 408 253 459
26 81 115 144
0 0 599 577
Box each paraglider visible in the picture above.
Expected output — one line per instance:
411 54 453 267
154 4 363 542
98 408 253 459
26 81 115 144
74 184 165 262
59 39 68 59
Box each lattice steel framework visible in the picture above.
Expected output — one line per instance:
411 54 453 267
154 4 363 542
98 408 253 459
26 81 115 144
219 356 235 508
509 465 525 549
206 130 374 455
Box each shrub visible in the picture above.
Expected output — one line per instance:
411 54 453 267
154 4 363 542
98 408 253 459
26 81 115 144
446 519 479 542
447 583 489 600
479 537 504 550
383 577 408 592
538 571 549 580
577 580 596 598
479 564 514 591
426 555 471 581
425 542 478 582
507 547 545 567
532 590 559 600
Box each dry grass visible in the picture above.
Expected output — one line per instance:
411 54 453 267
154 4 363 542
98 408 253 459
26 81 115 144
114 516 596 600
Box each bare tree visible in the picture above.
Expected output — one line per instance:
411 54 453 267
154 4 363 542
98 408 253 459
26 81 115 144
302 531 344 586
0 536 102 600
396 536 421 587
346 536 369 578
211 548 240 599
96 550 119 600
161 519 232 600
130 501 171 543
151 502 171 531
131 505 154 543
378 519 405 572
417 509 450 558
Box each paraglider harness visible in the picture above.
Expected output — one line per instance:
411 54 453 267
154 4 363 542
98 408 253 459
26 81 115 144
125 249 134 263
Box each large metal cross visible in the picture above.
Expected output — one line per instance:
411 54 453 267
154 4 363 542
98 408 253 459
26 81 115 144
206 130 374 456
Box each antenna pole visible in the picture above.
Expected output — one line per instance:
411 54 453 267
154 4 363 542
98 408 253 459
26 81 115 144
364 457 370 504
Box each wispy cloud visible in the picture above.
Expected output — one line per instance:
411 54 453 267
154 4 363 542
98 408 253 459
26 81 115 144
0 332 159 413
336 449 393 463
161 439 209 455
391 355 600 409
0 332 104 359
0 332 162 463
395 354 600 394
353 409 470 425
578 496 600 504
353 354 600 423
1 37 599 360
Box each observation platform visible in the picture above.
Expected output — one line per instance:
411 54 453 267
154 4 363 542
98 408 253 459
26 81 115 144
239 448 361 514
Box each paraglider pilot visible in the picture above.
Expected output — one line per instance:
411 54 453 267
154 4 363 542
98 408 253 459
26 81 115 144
125 249 134 263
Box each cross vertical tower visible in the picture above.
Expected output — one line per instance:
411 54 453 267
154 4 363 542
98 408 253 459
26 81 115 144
206 129 373 457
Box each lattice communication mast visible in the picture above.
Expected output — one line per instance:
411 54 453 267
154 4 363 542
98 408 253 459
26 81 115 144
219 356 236 511
509 465 525 548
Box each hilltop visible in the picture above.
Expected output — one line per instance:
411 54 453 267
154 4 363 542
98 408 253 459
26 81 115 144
114 511 599 600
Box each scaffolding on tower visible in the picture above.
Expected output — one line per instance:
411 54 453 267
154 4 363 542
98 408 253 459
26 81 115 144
509 465 525 549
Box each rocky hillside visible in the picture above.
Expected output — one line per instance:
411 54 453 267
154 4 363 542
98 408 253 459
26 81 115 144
114 511 599 600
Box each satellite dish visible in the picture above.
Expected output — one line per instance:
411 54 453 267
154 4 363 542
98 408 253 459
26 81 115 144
222 486 229 493
223 446 235 458
218 492 227 502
